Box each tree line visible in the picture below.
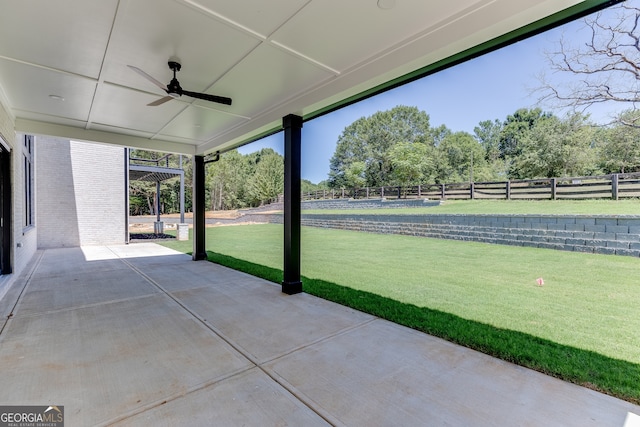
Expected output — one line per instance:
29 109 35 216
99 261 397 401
130 103 640 215
326 105 640 190
129 147 314 215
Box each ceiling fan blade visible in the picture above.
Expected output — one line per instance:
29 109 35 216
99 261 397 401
147 96 174 107
182 90 232 105
128 65 167 92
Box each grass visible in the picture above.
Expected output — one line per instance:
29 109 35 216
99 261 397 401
302 198 640 215
160 224 640 403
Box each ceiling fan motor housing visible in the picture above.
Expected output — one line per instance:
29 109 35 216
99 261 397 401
167 61 183 95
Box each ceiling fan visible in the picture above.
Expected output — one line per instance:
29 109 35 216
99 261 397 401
128 61 232 107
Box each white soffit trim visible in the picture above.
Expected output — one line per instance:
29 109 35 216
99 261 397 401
14 119 196 155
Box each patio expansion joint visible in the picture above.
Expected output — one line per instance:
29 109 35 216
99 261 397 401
8 293 162 321
97 365 258 427
113 250 374 427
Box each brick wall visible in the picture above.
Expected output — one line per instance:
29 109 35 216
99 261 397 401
36 138 125 247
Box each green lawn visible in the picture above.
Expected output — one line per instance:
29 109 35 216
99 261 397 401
161 224 640 403
302 198 640 215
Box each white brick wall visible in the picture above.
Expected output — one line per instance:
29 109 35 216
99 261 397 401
36 138 126 248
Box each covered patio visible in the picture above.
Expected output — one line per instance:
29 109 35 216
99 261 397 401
2 1 640 425
0 243 637 426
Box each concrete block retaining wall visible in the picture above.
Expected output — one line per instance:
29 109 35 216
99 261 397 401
270 213 640 257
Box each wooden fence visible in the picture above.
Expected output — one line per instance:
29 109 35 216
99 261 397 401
302 172 640 201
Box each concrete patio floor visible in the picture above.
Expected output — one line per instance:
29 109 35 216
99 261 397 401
0 243 638 426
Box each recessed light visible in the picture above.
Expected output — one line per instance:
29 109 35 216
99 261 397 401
48 95 65 101
377 0 396 10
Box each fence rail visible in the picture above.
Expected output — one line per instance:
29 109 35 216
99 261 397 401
302 172 640 202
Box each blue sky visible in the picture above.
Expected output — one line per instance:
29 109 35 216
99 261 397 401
239 4 628 184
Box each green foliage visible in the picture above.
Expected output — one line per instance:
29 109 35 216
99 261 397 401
388 141 431 186
248 150 284 204
207 150 249 210
437 131 489 182
598 110 640 173
328 105 433 188
514 113 598 178
474 119 502 162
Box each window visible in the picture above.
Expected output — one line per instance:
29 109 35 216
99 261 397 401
23 135 33 228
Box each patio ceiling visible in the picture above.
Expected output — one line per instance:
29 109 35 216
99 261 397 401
0 0 613 156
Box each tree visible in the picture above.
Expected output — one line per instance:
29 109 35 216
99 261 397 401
437 132 488 182
206 150 249 210
328 106 433 188
248 151 284 205
538 2 640 126
474 119 502 162
598 109 640 173
499 108 553 178
513 113 598 178
388 141 432 187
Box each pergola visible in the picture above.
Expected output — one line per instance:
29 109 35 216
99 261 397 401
0 0 620 293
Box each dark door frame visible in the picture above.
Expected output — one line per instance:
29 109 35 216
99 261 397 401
0 142 12 274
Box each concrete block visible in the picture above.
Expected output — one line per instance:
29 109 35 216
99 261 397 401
615 248 640 257
575 218 596 226
573 246 594 254
615 233 639 242
566 238 586 246
564 224 585 232
572 231 594 239
546 223 566 231
616 218 640 226
593 232 615 241
595 218 618 226
594 247 616 255
605 225 629 234
585 225 606 233
555 217 576 225
606 240 629 249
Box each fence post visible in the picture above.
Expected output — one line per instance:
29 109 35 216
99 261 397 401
550 178 557 200
440 183 445 199
381 187 384 198
611 174 619 200
397 186 401 199
366 187 369 198
418 185 421 198
469 182 475 200
506 181 511 200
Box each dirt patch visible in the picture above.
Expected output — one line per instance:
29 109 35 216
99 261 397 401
129 233 175 240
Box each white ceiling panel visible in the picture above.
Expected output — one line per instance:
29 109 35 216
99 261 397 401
103 0 260 93
271 0 484 72
159 104 247 141
0 0 118 78
207 43 334 118
90 83 186 133
0 0 604 155
182 0 310 38
0 58 96 122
